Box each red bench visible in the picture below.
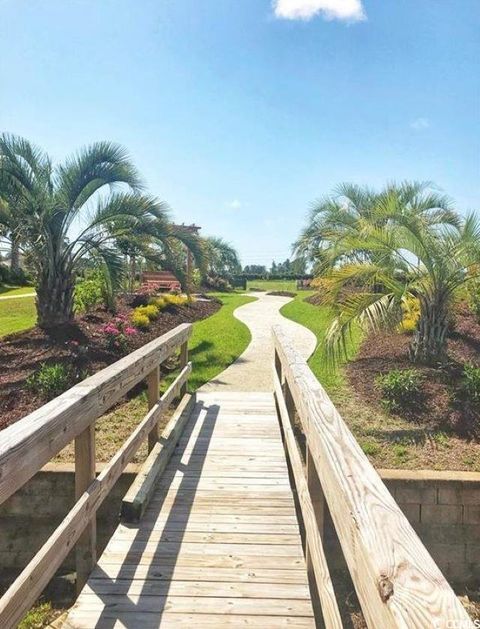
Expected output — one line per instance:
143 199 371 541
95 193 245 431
140 271 182 292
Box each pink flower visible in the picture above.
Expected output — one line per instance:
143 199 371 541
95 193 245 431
124 326 137 336
103 324 120 335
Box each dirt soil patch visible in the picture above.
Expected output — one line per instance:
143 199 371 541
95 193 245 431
0 297 220 429
347 302 480 436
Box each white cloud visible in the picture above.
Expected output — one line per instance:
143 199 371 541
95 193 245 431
227 199 242 210
410 117 430 130
272 0 366 22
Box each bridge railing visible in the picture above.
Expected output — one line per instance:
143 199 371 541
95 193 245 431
0 323 192 629
272 325 473 629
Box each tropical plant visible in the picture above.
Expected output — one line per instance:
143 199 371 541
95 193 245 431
294 181 459 273
0 193 22 273
317 204 480 365
0 134 204 328
203 236 241 278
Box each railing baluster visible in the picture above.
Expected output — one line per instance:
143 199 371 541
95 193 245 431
306 448 325 571
74 424 96 594
146 365 160 452
179 340 189 397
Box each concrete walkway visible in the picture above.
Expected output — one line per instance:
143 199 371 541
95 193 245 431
199 292 317 392
0 292 35 300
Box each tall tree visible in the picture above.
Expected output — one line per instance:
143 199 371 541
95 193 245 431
203 236 241 278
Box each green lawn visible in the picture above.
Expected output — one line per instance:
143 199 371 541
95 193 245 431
280 292 362 394
162 293 256 393
0 285 36 296
246 279 298 292
0 295 36 337
186 293 256 390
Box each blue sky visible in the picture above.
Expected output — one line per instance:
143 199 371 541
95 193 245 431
0 0 479 266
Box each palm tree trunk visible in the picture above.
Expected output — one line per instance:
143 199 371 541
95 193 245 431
409 297 449 364
10 235 20 273
36 269 75 329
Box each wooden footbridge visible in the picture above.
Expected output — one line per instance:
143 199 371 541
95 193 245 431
0 324 473 628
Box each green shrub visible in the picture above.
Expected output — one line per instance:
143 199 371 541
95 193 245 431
467 273 480 322
0 263 32 286
26 363 72 400
360 440 380 456
460 364 480 405
19 601 56 629
375 368 423 412
204 275 232 292
393 444 410 461
74 277 103 313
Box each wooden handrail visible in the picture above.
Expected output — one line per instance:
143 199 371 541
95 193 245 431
0 323 191 505
272 325 473 629
0 323 192 629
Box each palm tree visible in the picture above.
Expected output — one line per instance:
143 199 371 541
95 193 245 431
0 133 174 328
294 181 458 273
0 189 23 273
203 236 241 278
318 208 480 365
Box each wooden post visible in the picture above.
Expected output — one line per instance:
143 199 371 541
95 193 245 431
274 349 282 384
147 365 160 452
75 424 96 594
179 341 189 397
306 445 326 620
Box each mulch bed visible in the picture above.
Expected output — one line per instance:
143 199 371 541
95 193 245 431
0 298 220 429
267 291 297 298
346 302 480 436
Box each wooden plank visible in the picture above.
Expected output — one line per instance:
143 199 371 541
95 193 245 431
83 579 311 599
146 365 160 452
0 323 192 505
273 325 473 629
274 372 342 629
72 593 314 616
90 564 309 584
0 363 191 629
121 394 196 522
102 541 304 558
63 611 315 628
113 529 301 545
74 424 96 595
97 552 305 570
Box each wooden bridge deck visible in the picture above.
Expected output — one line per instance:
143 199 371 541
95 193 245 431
65 391 315 628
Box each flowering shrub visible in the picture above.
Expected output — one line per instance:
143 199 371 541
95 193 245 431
150 297 167 311
163 294 189 307
131 311 150 329
135 304 159 320
398 295 420 333
103 315 137 351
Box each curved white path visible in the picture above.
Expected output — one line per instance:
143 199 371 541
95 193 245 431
199 292 317 392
